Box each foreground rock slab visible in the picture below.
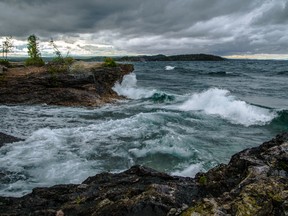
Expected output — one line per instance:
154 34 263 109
0 63 134 107
0 133 287 216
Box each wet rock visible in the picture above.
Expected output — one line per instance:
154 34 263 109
0 165 199 216
0 133 287 216
188 132 288 216
0 132 23 147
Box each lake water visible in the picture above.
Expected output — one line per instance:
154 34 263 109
0 60 288 197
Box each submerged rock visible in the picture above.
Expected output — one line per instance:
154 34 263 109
0 133 287 216
0 62 134 107
0 132 23 147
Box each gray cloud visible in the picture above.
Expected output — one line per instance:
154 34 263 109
0 0 287 56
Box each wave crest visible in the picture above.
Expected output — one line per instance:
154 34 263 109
178 88 276 126
113 73 156 99
165 66 175 70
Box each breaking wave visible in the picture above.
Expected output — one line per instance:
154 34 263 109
165 66 175 70
113 73 175 103
177 88 277 126
113 73 156 99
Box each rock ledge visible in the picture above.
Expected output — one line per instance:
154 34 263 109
0 63 134 107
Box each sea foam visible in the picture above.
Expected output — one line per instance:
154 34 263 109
113 73 156 99
178 88 276 126
172 163 203 177
165 66 175 70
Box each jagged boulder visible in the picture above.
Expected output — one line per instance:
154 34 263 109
0 132 23 148
185 132 288 216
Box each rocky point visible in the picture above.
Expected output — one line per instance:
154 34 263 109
0 61 134 107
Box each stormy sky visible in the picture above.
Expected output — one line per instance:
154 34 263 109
0 0 287 58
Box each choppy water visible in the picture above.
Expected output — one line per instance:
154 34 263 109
0 60 288 197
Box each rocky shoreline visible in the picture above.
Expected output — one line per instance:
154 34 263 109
0 132 287 215
0 62 134 107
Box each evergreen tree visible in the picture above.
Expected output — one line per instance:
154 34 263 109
25 34 44 66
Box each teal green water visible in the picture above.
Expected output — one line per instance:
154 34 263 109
0 60 287 196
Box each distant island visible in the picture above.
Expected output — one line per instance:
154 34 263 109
79 54 225 62
116 54 225 62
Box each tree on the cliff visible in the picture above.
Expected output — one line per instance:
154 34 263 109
25 34 45 66
1 36 13 60
0 36 13 67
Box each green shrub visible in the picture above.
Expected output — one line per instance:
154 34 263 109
25 57 45 67
48 57 75 74
199 175 207 186
104 57 117 67
0 59 11 67
63 56 75 65
48 63 68 74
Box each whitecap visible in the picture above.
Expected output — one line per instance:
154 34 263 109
129 145 193 159
177 88 276 126
165 66 175 70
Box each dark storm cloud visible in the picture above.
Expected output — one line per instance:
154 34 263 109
0 0 140 36
252 1 288 25
0 0 287 56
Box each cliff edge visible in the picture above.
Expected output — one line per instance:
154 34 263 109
0 62 134 107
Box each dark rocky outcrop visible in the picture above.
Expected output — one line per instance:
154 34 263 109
0 132 287 216
186 132 288 216
0 132 23 147
117 54 225 62
0 62 134 107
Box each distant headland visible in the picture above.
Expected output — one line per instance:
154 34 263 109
79 53 225 62
115 54 225 62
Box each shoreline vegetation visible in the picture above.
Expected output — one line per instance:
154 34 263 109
0 132 287 215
